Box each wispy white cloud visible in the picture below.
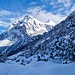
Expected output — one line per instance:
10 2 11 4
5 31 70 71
50 0 73 7
57 0 72 7
41 0 49 3
0 10 21 34
26 6 66 24
26 0 75 24
0 10 24 28
29 2 36 5
0 20 11 28
0 10 12 16
50 0 75 13
41 0 72 7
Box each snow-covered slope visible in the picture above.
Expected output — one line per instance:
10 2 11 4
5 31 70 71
28 10 75 63
9 10 75 64
0 61 75 75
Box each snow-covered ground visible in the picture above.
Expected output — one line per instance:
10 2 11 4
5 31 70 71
0 61 75 75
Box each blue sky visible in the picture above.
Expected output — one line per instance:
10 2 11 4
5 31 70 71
0 0 75 34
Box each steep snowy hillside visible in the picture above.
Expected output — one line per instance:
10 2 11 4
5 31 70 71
29 10 75 63
0 15 55 56
8 10 75 64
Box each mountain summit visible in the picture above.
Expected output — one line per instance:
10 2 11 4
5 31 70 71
45 19 56 26
9 15 55 36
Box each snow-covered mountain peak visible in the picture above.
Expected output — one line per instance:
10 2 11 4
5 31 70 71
19 15 35 22
0 14 56 55
45 19 56 26
9 15 55 36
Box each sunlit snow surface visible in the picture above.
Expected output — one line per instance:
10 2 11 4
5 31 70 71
0 61 75 75
0 39 14 46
